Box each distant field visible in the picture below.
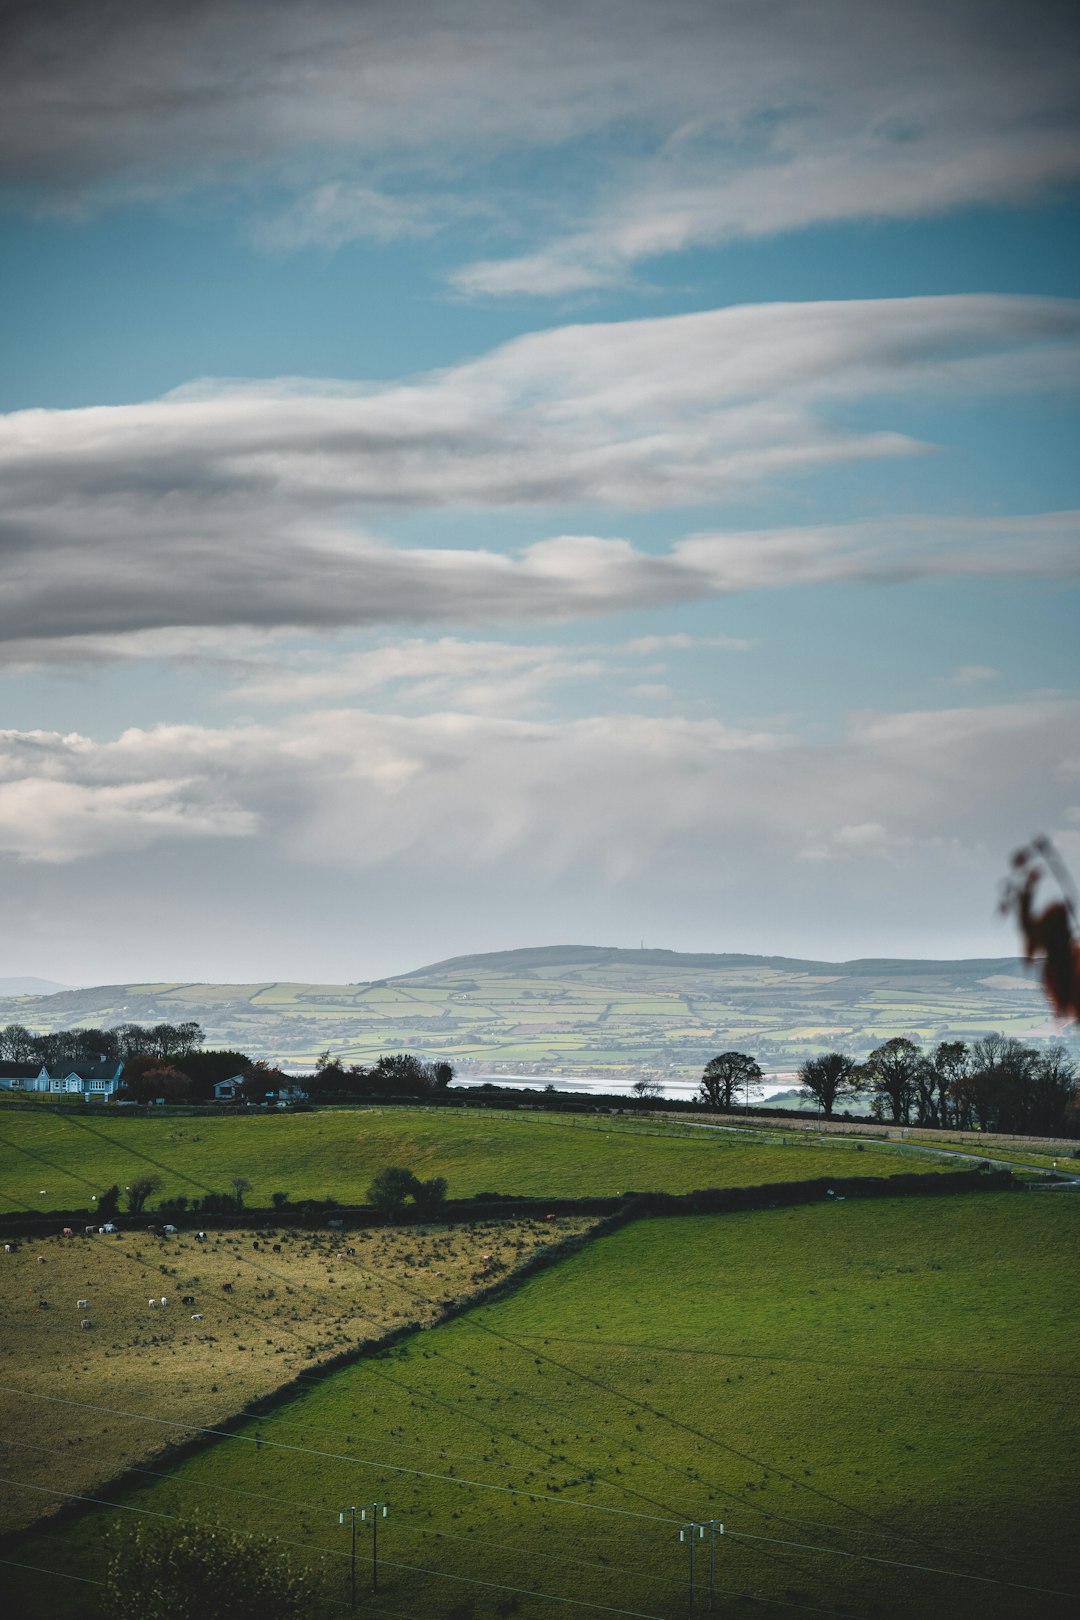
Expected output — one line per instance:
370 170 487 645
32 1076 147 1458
0 1215 591 1535
0 1106 961 1213
5 1192 1077 1619
0 944 1055 1076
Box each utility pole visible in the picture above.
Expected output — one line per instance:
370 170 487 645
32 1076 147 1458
679 1519 723 1615
339 1502 388 1601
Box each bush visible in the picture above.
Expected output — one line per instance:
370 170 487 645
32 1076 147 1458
412 1175 449 1218
104 1516 314 1620
271 1191 289 1210
97 1184 121 1220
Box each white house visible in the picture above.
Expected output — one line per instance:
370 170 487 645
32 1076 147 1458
0 1057 124 1099
212 1075 247 1102
213 1075 307 1106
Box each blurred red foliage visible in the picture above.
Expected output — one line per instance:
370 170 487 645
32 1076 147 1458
1000 837 1080 1022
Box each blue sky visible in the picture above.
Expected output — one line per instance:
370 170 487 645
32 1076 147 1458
0 0 1078 985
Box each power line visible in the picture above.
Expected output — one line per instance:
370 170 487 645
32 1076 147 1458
0 1109 1028 1586
7 1101 1067 1593
725 1529 1078 1600
0 1386 677 1523
525 1333 1080 1384
4 1385 1072 1605
0 1473 670 1620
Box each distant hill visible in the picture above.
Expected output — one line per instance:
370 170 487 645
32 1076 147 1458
400 944 1023 979
0 946 1058 1079
0 976 71 996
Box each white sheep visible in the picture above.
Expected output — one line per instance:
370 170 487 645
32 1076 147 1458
76 1298 89 1309
80 1318 91 1330
160 1296 168 1307
148 1298 158 1308
191 1312 203 1321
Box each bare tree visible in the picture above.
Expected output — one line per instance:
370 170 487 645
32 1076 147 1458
631 1077 665 1101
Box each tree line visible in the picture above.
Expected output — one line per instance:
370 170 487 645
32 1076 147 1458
0 1020 455 1106
0 1019 204 1066
700 1037 1078 1135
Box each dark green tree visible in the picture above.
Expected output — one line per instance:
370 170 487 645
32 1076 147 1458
797 1051 857 1119
125 1174 163 1215
104 1516 314 1620
699 1052 762 1110
412 1175 449 1217
928 1041 970 1127
96 1184 121 1220
862 1038 923 1125
368 1166 418 1220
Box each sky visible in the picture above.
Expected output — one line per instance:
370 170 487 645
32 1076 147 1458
1 0 1078 987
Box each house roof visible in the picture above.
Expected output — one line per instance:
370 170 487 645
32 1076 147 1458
0 1060 40 1079
40 1058 123 1082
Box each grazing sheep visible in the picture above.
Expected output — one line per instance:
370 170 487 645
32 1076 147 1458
191 1313 203 1321
160 1296 168 1307
76 1298 89 1309
62 1227 73 1238
272 1244 282 1253
195 1231 207 1242
4 1244 12 1254
148 1299 158 1308
36 1256 46 1264
80 1318 91 1330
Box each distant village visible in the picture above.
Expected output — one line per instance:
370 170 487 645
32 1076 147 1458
0 1020 457 1108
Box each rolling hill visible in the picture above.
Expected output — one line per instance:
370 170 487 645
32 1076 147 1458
0 946 1060 1080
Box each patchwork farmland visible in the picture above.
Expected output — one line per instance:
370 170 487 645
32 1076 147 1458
0 946 1058 1081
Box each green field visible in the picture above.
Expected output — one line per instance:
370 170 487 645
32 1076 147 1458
0 1215 593 1535
0 1105 962 1214
4 1192 1076 1619
0 944 1056 1077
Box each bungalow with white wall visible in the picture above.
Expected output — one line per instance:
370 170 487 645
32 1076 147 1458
213 1076 307 1106
0 1057 124 1098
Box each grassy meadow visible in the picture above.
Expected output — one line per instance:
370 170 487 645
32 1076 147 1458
4 1190 1077 1620
0 1216 593 1535
0 1104 963 1215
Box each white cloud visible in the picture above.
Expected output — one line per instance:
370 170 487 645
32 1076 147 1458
4 2 1078 282
252 184 463 251
1 699 1075 894
952 665 998 687
1 297 1076 657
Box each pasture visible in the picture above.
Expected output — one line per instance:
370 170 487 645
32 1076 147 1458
5 1190 1077 1619
0 1216 593 1536
0 1104 961 1215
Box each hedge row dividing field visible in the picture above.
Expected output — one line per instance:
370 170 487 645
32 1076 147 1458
0 1105 964 1217
0 1216 596 1536
4 1191 1077 1620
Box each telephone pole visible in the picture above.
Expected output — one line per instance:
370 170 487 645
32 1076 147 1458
338 1502 388 1604
679 1518 723 1615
